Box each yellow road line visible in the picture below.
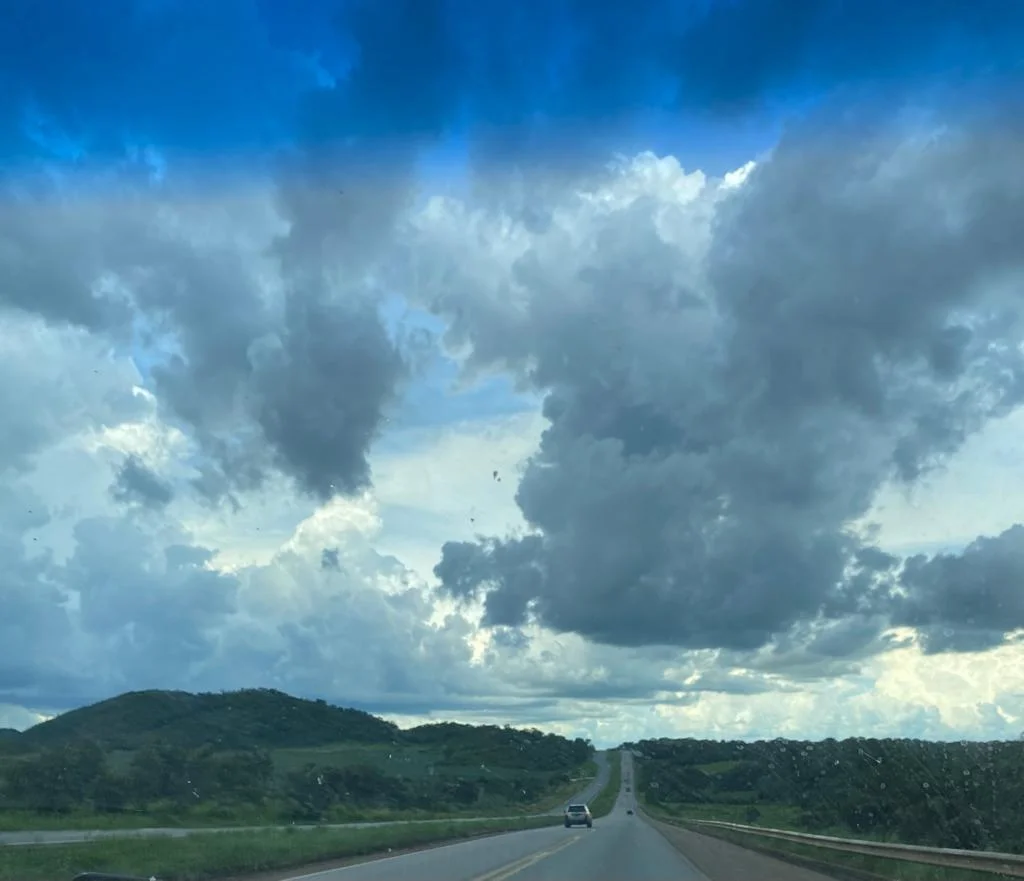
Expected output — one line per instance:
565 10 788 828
471 834 583 881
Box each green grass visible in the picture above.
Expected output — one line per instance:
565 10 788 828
588 752 622 819
0 816 564 881
272 743 436 777
0 799 553 833
694 760 742 775
645 800 803 828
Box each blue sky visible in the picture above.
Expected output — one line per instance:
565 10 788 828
8 0 1015 440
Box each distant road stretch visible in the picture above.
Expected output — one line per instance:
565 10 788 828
272 751 835 881
0 750 612 848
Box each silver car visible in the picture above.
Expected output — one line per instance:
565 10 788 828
564 803 593 828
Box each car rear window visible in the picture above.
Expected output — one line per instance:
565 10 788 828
568 804 586 811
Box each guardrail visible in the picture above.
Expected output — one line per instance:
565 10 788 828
72 874 157 881
687 818 1024 878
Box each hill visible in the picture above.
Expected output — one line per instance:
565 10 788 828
19 688 399 751
0 689 593 826
0 729 21 754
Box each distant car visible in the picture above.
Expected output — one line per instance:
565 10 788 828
564 803 593 828
627 809 634 815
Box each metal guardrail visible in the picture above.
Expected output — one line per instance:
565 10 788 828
689 818 1024 878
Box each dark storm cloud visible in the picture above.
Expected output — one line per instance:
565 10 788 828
894 526 1024 654
5 0 1013 499
430 106 1024 655
67 517 238 676
2 0 471 504
110 455 174 508
321 547 341 570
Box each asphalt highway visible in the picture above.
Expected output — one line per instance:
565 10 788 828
277 751 710 881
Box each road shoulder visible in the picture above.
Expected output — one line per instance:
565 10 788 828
643 813 841 881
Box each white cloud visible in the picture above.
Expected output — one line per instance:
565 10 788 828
371 410 546 576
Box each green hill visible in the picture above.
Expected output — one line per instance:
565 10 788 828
19 688 399 751
0 689 593 827
0 729 21 754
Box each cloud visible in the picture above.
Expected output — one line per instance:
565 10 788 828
0 171 409 505
110 455 174 508
418 107 1024 657
895 527 1024 654
3 0 1024 747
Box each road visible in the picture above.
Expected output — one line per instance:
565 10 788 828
274 750 707 881
270 751 837 881
0 751 611 848
3 750 838 879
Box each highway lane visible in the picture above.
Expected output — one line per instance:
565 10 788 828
271 751 838 881
276 751 709 881
0 751 610 847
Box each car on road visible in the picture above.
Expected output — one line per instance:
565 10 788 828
564 803 593 828
627 809 634 815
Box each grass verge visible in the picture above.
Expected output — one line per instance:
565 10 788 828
643 800 803 829
0 816 562 881
588 751 622 819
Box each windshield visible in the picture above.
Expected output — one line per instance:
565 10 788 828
1 2 1022 881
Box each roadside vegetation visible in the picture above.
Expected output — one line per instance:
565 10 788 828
0 815 564 881
630 736 1024 854
0 688 593 830
0 742 626 881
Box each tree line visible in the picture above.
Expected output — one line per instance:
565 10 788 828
0 731 591 821
631 737 1024 853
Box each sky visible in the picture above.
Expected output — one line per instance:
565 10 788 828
1 0 1024 748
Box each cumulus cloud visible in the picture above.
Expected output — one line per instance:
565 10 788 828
417 107 1024 659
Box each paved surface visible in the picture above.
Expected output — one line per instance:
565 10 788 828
647 818 839 881
0 751 610 847
275 751 707 881
271 751 837 881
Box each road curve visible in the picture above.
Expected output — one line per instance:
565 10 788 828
0 751 611 848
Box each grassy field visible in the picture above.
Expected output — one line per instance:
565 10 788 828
693 760 742 775
0 816 565 881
